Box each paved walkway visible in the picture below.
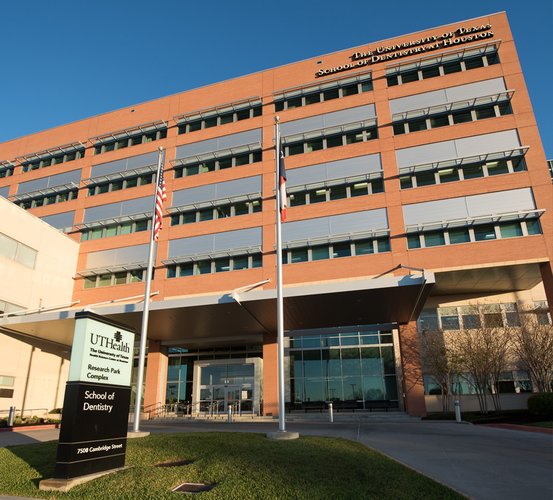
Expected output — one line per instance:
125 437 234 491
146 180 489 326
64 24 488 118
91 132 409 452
1 420 552 500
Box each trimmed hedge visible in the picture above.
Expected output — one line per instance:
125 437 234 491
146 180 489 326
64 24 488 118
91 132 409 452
527 393 553 417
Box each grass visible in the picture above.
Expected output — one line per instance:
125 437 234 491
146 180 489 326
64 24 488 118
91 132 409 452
0 432 465 499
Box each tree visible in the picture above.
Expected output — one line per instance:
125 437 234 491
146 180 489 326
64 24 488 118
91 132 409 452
449 326 511 414
511 312 553 393
419 330 460 412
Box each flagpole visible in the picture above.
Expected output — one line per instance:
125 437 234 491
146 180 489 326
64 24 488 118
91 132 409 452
275 117 286 433
132 146 164 433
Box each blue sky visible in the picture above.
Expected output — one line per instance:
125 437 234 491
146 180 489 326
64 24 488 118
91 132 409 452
2 0 552 157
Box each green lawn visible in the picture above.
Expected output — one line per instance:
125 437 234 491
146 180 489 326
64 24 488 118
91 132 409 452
0 432 465 499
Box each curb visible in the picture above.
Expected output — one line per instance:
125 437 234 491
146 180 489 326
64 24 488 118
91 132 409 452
0 423 61 433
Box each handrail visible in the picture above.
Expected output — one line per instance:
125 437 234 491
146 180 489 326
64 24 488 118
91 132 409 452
0 407 50 417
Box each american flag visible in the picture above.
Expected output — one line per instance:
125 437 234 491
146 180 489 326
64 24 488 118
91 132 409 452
153 152 166 241
279 146 287 222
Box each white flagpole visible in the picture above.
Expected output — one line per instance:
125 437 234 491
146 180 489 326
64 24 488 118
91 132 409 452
132 146 164 433
275 117 286 432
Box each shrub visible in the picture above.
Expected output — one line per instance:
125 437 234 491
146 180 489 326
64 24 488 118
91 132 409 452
527 393 553 417
49 408 63 414
0 419 6 428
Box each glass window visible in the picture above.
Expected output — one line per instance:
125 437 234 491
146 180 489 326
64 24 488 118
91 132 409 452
462 163 484 179
483 304 503 327
377 238 390 252
305 93 321 105
393 122 405 135
179 263 194 277
424 231 445 247
415 170 435 187
289 192 306 206
291 248 308 263
449 227 470 244
408 119 427 132
233 256 248 270
526 219 541 235
309 189 326 204
500 222 523 238
421 66 440 79
326 134 343 148
401 70 419 83
329 185 347 200
430 114 449 128
461 306 481 329
443 61 462 74
387 75 399 86
407 234 421 249
332 242 351 258
438 168 459 183
215 258 230 273
400 176 413 189
351 182 369 196
464 57 485 69
323 88 340 101
288 142 304 156
474 224 496 241
475 106 496 120
197 260 212 274
440 307 460 330
452 109 472 124
355 240 374 255
312 246 329 261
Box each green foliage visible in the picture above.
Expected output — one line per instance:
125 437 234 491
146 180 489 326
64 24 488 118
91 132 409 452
528 393 553 417
49 408 63 414
0 432 465 499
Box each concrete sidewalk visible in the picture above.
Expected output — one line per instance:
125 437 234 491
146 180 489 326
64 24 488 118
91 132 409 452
1 420 551 500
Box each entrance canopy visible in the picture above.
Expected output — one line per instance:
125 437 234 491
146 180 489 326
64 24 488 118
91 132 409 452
0 273 433 347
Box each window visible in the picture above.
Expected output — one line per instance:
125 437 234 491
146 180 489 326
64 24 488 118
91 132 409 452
94 127 167 155
166 253 262 278
387 49 499 87
283 237 390 264
83 268 150 288
275 74 373 111
0 233 37 269
0 163 15 178
80 219 151 241
170 199 261 226
87 172 155 196
394 99 512 136
174 150 262 178
287 177 383 208
17 188 79 209
21 147 85 172
178 103 262 134
284 125 377 157
407 218 540 250
439 307 460 330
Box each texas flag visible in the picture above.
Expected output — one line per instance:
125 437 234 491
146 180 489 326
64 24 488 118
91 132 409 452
279 147 287 222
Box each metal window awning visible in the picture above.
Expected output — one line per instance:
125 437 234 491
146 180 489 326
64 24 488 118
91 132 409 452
398 146 529 176
392 90 514 122
273 71 373 100
171 143 261 167
162 246 263 265
386 40 501 74
74 211 152 231
81 164 157 186
283 229 390 249
287 171 384 194
77 261 148 277
0 160 16 170
282 118 377 145
90 121 167 145
167 192 262 214
10 182 80 202
405 209 545 233
0 272 434 346
174 97 262 123
16 142 86 163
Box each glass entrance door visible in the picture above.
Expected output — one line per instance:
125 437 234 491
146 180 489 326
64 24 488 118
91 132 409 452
211 385 241 413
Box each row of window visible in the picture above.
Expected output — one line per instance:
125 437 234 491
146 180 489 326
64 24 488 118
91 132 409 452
419 302 551 332
178 105 262 134
0 232 37 269
93 128 167 155
83 268 149 288
21 148 85 173
87 172 154 196
407 219 541 249
288 178 383 207
283 237 390 265
388 51 499 87
170 199 261 226
284 126 378 157
0 165 14 178
80 219 150 241
166 253 262 278
400 157 527 190
275 77 373 112
17 189 79 209
174 150 262 178
393 102 512 135
423 371 532 396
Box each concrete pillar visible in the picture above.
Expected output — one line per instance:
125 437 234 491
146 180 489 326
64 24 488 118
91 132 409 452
143 340 168 413
398 322 427 417
539 262 553 315
262 333 279 416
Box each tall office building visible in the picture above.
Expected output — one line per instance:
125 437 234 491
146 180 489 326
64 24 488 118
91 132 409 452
1 12 551 417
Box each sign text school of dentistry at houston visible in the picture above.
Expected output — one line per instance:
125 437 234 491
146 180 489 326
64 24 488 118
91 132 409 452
316 22 494 77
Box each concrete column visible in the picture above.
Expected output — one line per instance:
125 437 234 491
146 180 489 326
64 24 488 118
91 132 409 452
262 333 279 416
398 322 427 417
143 340 168 413
539 262 553 315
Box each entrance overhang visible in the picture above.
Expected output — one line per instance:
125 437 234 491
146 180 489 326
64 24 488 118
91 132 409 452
0 273 434 347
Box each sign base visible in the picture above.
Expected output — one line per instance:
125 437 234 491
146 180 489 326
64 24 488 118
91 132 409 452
40 467 127 492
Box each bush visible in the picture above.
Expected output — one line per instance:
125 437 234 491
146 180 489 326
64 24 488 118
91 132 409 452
49 408 63 414
0 419 6 428
528 393 553 417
